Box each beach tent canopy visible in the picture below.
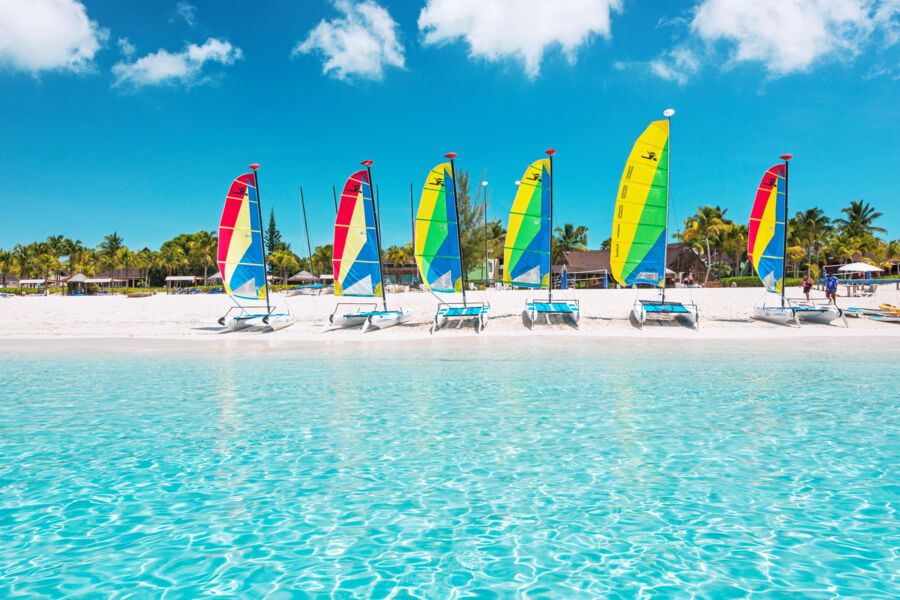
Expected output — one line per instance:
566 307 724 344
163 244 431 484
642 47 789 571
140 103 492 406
319 273 334 280
165 275 197 282
84 278 119 284
20 279 46 285
838 262 883 272
66 273 87 284
289 270 315 281
206 271 222 282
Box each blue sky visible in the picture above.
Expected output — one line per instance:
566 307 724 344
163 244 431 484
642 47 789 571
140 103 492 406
2 0 899 253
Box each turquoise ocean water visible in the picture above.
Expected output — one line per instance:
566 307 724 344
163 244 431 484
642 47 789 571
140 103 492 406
1 339 898 599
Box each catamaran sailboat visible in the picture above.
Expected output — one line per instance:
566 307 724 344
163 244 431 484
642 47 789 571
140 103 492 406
415 152 489 333
611 110 699 329
749 155 844 326
328 160 412 332
216 164 294 331
504 149 579 326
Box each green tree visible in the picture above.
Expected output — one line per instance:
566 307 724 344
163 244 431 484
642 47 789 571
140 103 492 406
265 209 284 262
269 249 300 283
0 250 12 287
792 208 831 268
681 206 729 284
834 200 886 238
311 244 333 276
600 237 611 251
189 230 217 281
453 170 485 278
552 223 588 263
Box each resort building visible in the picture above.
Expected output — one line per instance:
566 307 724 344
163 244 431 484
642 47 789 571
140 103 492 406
553 244 715 288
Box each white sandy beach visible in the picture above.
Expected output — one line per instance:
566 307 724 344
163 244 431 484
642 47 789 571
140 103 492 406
2 286 899 343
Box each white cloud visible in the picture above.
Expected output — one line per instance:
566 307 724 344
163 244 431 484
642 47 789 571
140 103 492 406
692 0 873 74
175 1 197 27
294 0 404 81
649 47 699 85
117 37 135 58
418 0 622 78
112 38 242 88
643 0 900 83
0 0 108 74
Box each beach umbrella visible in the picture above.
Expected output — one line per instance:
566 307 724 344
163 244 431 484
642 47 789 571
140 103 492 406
837 262 883 272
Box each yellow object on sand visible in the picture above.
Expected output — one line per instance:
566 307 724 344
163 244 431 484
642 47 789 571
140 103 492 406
878 303 900 315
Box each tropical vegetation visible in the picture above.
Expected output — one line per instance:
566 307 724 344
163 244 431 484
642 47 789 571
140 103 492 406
678 200 899 281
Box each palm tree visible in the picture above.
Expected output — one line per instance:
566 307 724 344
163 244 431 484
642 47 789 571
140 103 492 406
269 249 300 284
681 206 728 284
311 245 333 276
552 223 588 263
718 223 747 277
792 208 831 268
834 200 886 238
0 250 11 287
824 233 858 265
189 230 217 281
157 244 188 275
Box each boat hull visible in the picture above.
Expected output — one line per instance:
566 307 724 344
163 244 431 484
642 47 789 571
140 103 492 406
752 306 798 326
633 300 699 330
795 305 845 325
364 309 413 332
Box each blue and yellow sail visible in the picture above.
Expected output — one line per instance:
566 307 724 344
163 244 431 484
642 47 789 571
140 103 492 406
415 163 462 292
333 170 382 297
504 158 551 288
611 120 669 287
217 173 267 302
748 164 786 293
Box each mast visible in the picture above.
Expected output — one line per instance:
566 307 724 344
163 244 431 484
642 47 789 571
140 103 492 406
299 186 315 277
662 108 675 304
363 160 388 310
483 180 488 288
545 149 555 302
332 185 338 214
780 153 793 307
410 182 417 285
445 152 467 305
249 163 271 314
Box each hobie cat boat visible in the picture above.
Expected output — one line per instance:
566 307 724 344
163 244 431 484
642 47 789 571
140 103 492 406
504 149 579 327
216 164 293 331
328 161 412 332
749 155 844 327
415 153 489 333
748 156 799 326
611 110 698 329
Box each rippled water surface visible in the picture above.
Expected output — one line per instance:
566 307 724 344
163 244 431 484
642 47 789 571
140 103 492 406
1 339 899 598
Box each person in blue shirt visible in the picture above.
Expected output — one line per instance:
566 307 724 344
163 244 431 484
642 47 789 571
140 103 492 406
825 272 839 305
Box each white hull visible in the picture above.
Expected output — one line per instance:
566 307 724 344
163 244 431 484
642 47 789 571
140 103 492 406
795 305 846 326
633 300 699 329
752 306 798 326
363 309 413 332
244 314 295 330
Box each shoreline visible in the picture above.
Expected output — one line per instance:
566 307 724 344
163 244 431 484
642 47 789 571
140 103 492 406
1 288 898 347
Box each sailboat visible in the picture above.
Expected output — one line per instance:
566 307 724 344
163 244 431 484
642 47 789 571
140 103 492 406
216 164 294 331
415 152 489 333
748 157 799 325
750 155 844 326
327 160 412 332
611 110 699 329
504 149 579 326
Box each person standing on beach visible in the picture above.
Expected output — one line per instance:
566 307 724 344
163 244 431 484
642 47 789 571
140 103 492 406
825 272 839 305
801 273 814 302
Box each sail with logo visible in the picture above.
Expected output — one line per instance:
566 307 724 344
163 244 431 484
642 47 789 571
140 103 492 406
414 153 489 333
504 150 579 326
216 164 293 330
328 161 412 331
610 111 698 329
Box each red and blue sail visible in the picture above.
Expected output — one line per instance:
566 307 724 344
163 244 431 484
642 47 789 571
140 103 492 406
333 170 382 297
217 173 267 302
748 164 786 293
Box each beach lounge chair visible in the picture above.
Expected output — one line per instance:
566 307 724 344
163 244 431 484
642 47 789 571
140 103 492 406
431 302 490 334
859 283 877 297
525 298 580 327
